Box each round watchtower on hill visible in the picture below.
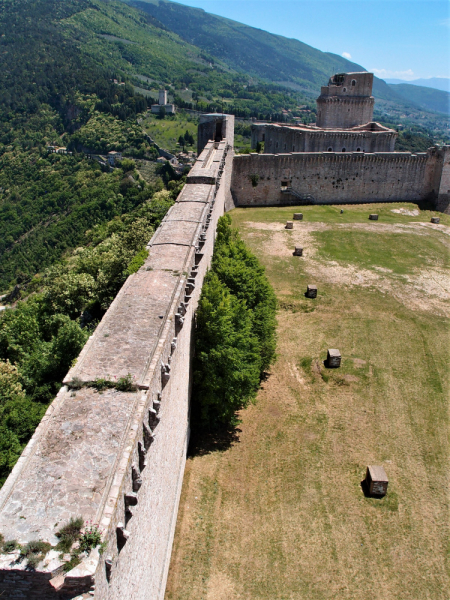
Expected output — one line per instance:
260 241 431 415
316 72 375 129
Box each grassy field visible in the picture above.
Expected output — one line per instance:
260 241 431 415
141 111 198 154
166 202 450 600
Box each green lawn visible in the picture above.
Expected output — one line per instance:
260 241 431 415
166 203 450 600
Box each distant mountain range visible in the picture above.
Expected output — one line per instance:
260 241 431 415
129 0 398 100
385 78 450 93
386 83 450 116
129 0 449 115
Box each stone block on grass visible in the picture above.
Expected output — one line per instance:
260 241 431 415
293 247 303 256
293 213 303 220
306 284 317 298
369 214 378 220
365 465 389 497
285 221 293 229
327 349 341 368
431 217 440 224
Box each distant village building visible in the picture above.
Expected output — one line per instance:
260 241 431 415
151 89 176 115
47 146 71 155
107 151 122 165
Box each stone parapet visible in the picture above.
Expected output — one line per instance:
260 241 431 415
0 139 232 599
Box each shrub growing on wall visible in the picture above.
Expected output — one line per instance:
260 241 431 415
193 214 277 429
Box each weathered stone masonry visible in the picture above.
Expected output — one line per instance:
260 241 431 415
231 146 450 208
0 121 234 599
0 102 449 599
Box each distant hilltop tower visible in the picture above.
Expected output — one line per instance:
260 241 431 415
159 89 168 106
151 88 176 115
316 72 374 129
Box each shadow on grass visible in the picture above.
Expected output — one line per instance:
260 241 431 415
188 426 242 458
188 371 272 458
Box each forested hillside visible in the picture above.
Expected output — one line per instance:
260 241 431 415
131 0 405 103
0 0 310 291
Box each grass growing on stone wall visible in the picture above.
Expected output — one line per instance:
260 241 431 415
166 202 450 600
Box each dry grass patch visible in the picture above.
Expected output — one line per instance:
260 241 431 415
166 204 450 600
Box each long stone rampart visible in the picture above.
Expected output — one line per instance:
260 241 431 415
0 139 234 599
231 148 447 207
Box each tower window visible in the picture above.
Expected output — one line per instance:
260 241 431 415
328 147 333 152
357 147 361 151
343 88 347 92
292 145 295 152
342 148 346 152
352 79 356 86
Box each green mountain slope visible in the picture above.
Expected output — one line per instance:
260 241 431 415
130 0 399 102
388 83 449 115
0 0 305 290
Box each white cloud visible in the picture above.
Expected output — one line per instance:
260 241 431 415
342 52 352 59
371 68 416 81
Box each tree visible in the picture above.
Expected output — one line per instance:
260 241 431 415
192 215 277 430
192 273 261 429
158 106 166 120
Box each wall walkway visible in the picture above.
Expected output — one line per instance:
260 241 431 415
0 139 234 599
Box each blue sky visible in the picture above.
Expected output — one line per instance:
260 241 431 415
171 0 449 80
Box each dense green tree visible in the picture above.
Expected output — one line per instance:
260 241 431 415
192 215 277 430
193 273 261 429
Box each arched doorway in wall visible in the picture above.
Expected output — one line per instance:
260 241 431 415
328 147 333 152
357 147 361 152
342 148 346 152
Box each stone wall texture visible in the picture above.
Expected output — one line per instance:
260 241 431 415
231 147 448 207
0 135 234 599
316 72 374 128
259 124 396 154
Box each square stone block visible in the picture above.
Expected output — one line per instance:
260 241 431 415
293 213 303 220
369 214 379 220
327 348 341 368
306 284 317 298
365 465 389 497
431 217 440 224
293 246 303 256
285 221 293 229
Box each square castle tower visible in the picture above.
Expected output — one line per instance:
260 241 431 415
316 72 374 129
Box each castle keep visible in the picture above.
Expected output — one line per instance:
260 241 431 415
0 72 449 600
251 72 396 154
238 72 450 210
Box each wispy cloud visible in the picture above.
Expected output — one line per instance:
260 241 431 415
371 68 416 81
342 52 352 59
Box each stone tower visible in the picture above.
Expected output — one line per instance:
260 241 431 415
316 72 374 129
159 89 168 105
197 113 235 154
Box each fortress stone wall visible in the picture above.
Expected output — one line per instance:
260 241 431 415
0 104 449 599
252 122 397 154
231 147 449 207
0 129 234 599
